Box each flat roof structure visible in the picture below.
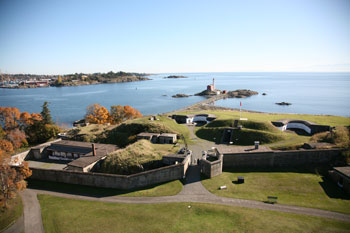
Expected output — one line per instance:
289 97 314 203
217 145 273 154
334 167 350 178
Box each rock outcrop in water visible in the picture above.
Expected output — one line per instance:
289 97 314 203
164 75 188 79
276 102 292 106
172 94 191 98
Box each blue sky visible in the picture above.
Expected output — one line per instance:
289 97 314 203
0 0 349 74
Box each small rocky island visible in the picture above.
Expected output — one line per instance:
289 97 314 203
276 102 292 106
163 75 188 79
195 89 258 98
172 94 191 98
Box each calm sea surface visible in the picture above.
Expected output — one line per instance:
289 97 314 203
1 72 349 126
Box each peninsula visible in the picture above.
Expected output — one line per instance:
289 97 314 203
0 71 150 88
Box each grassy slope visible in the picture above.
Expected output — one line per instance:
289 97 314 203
28 179 183 197
201 169 350 214
0 195 23 232
38 194 350 233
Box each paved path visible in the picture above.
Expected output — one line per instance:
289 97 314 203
19 189 45 233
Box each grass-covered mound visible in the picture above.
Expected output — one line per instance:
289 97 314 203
99 140 177 175
197 119 284 145
68 115 191 147
311 126 350 148
207 119 278 132
100 121 177 147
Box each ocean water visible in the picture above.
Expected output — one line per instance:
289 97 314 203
0 72 349 126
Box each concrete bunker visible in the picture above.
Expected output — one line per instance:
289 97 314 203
271 119 331 135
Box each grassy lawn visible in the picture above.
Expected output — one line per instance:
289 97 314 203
38 194 350 233
28 179 183 197
201 168 350 214
0 195 23 232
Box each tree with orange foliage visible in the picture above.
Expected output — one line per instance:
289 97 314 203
85 104 110 124
0 139 14 153
6 129 27 149
0 151 32 208
124 105 142 120
109 105 142 124
109 105 125 124
0 107 21 131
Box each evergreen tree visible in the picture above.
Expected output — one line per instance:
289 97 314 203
40 101 53 125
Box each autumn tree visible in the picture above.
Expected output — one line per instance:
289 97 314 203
25 120 60 144
109 105 125 124
0 107 21 131
109 105 142 124
0 139 14 153
55 75 63 86
40 101 54 125
85 104 110 124
124 105 142 120
0 151 32 208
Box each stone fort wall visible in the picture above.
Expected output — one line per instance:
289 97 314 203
29 154 190 190
223 148 343 169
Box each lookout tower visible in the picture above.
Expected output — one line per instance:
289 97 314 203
207 78 215 91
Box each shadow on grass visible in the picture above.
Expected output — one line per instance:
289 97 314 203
27 179 175 198
222 166 350 200
319 176 350 200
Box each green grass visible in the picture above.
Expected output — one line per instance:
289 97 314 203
28 179 183 197
0 195 23 232
38 194 350 233
201 168 350 214
180 110 350 126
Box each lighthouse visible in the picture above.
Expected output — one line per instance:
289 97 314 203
207 78 216 91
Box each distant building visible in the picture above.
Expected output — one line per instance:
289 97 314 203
207 78 215 91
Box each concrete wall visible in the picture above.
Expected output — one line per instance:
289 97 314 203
200 149 223 178
30 162 184 190
223 149 342 169
29 153 191 190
